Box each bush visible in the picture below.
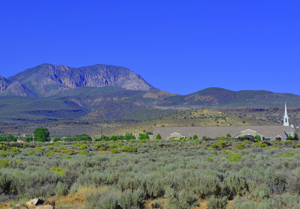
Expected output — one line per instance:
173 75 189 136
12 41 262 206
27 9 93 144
110 144 118 149
281 152 294 158
151 198 164 209
28 150 34 155
111 148 120 154
47 152 56 157
236 144 245 150
254 135 261 141
207 196 228 209
99 147 106 151
243 140 251 144
217 140 226 147
80 144 87 149
212 144 218 148
122 146 137 152
55 182 68 196
118 189 145 209
51 167 65 176
207 157 213 162
156 134 162 140
223 151 242 162
10 147 18 152
79 151 87 155
165 188 199 209
0 160 9 168
226 134 231 138
53 137 61 142
34 147 45 151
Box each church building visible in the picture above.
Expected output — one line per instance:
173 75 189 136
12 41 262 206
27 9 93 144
153 104 295 141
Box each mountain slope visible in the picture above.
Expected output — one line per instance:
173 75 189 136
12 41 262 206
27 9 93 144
162 87 300 107
0 76 11 92
3 64 157 97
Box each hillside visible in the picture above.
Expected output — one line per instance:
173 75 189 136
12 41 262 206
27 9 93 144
161 87 300 107
1 64 157 97
89 107 277 137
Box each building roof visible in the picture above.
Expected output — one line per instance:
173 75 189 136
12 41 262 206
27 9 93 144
153 125 295 139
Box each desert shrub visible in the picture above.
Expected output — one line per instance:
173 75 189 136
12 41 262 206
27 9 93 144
0 160 9 168
10 147 18 152
190 175 221 199
47 152 56 157
223 174 248 197
207 196 228 209
69 182 81 195
236 144 245 150
79 151 87 155
217 140 226 147
86 190 120 209
243 140 251 144
212 144 218 148
34 147 45 151
151 198 164 209
27 150 34 155
122 146 137 152
55 181 68 196
165 188 199 209
207 157 213 162
51 167 65 176
118 189 145 209
111 149 120 154
280 152 294 158
99 146 106 151
80 144 87 149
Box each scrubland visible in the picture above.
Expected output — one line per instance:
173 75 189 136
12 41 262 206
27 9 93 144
1 138 300 208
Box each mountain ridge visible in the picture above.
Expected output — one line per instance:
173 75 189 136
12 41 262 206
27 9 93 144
2 63 157 97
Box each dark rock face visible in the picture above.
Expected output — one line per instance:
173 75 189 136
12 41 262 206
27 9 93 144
3 64 157 97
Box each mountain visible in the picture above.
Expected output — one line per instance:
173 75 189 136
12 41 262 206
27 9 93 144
162 87 300 107
0 76 11 92
2 64 157 97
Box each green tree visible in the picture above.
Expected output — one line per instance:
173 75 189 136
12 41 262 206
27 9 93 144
193 135 198 140
34 127 50 140
156 134 162 140
254 135 261 141
53 137 61 142
37 134 45 142
226 134 231 138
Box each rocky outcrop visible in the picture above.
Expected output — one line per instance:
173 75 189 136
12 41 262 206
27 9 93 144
4 64 157 97
25 198 44 207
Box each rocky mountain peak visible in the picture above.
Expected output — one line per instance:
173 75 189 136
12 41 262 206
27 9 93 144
2 64 157 97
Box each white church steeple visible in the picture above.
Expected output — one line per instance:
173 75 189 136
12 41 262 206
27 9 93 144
283 103 289 126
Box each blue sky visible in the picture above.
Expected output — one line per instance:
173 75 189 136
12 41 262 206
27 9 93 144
0 0 299 95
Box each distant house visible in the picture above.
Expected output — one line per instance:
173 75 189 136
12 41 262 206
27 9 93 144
17 139 28 143
153 103 295 141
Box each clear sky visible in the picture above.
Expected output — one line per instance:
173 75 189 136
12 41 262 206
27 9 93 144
0 0 299 95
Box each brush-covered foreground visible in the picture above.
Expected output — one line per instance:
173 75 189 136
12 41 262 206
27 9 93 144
1 138 300 208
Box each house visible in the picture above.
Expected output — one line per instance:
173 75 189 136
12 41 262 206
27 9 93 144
17 139 28 143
